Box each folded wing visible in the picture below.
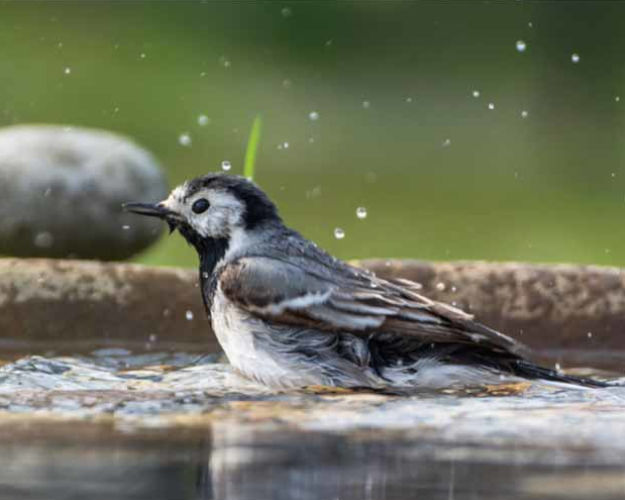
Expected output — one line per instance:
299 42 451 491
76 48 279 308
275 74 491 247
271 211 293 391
218 256 527 357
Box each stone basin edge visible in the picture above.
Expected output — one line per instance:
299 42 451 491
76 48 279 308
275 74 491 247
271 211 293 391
0 258 623 368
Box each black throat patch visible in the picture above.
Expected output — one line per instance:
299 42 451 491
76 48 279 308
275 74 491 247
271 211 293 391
197 237 229 315
175 222 229 314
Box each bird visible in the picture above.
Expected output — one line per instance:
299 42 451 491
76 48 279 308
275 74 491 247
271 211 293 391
124 173 608 391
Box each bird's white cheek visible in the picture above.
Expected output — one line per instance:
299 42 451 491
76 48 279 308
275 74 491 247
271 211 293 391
192 209 230 238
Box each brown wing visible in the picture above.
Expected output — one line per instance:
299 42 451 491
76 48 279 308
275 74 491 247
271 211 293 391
219 256 527 356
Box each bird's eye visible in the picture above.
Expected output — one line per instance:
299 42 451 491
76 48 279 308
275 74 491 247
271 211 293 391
191 198 210 214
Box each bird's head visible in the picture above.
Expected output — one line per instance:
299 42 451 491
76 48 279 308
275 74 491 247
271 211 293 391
123 173 280 254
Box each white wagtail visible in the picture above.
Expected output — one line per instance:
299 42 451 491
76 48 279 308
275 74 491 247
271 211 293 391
124 173 607 391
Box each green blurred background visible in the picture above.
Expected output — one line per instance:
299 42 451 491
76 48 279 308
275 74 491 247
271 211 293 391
1 0 624 268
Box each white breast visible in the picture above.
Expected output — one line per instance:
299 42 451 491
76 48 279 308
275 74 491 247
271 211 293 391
210 285 323 388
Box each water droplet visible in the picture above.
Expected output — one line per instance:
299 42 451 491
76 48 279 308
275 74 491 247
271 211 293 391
362 100 371 109
488 102 495 110
515 40 527 53
451 285 458 293
122 225 130 230
178 133 191 147
308 111 319 121
611 172 616 178
324 39 333 47
571 53 580 64
281 6 292 18
34 232 54 248
436 282 446 291
405 97 413 103
472 90 480 98
185 310 194 321
221 160 231 171
334 228 345 240
442 138 451 147
528 21 533 28
149 334 157 342
219 56 231 68
521 110 529 118
616 96 621 103
63 67 71 75
283 141 289 149
555 362 561 371
356 207 367 219
139 52 146 59
197 114 210 126
43 187 52 197
202 272 210 279
282 79 292 89
587 331 593 338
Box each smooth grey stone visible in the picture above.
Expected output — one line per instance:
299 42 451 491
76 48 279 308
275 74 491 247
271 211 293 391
0 125 167 260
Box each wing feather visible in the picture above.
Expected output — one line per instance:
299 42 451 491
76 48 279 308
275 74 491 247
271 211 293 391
218 256 527 356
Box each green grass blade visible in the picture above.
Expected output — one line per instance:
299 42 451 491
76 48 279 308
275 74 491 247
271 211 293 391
244 115 262 180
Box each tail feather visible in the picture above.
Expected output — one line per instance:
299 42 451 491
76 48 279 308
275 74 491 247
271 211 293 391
512 360 612 388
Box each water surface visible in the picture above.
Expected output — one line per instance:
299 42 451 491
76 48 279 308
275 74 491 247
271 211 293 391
1 350 624 499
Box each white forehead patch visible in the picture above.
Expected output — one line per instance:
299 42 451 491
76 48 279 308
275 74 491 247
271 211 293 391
161 183 245 238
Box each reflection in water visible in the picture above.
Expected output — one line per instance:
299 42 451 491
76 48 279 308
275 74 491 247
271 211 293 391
1 423 625 500
201 426 625 500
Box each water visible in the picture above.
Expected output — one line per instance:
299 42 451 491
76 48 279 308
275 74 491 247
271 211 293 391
0 350 625 499
4 422 625 500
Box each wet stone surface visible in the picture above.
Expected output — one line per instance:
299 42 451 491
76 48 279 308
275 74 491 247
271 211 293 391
0 125 167 260
1 354 625 499
0 354 624 448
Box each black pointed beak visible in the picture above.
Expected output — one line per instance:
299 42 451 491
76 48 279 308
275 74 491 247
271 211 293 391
122 202 172 218
122 202 179 233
